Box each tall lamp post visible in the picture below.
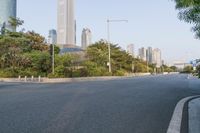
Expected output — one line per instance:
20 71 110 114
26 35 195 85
52 43 55 75
48 35 55 75
107 19 128 73
146 61 149 73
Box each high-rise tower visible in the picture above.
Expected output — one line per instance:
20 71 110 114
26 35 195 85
81 28 92 49
48 29 57 44
138 47 147 61
0 0 17 32
153 48 162 67
57 0 75 48
146 47 153 64
127 44 134 57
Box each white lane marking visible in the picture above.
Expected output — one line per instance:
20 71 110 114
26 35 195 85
167 95 200 133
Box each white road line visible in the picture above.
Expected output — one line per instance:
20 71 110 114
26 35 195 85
167 95 200 133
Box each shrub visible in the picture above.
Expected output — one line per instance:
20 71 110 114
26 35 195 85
0 68 18 78
54 66 65 77
114 70 126 76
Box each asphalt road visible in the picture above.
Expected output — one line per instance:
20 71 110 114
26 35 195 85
0 74 200 133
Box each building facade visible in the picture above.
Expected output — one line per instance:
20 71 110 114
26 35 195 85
153 48 162 67
57 0 75 47
146 47 153 64
138 47 147 61
127 44 134 57
81 28 92 49
48 29 57 44
0 0 17 32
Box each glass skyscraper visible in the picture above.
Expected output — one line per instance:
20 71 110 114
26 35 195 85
81 28 92 50
48 29 57 44
57 0 75 47
147 47 153 64
0 0 17 32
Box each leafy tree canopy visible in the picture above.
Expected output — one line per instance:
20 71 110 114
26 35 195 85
174 0 200 39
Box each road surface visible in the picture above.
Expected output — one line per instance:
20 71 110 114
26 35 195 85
0 74 199 133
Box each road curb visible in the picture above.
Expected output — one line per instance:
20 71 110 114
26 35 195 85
188 98 200 133
167 95 200 133
0 74 152 83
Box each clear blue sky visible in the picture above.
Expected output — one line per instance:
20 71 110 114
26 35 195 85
17 0 200 64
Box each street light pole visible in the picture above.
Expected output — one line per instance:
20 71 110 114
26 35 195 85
48 34 55 75
52 43 55 75
107 20 111 73
107 19 128 73
146 61 149 73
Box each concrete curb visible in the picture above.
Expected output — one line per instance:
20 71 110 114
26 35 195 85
188 98 200 133
0 73 152 83
167 96 200 133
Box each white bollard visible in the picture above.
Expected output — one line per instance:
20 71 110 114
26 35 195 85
25 76 27 82
18 75 21 81
31 76 34 81
38 76 41 82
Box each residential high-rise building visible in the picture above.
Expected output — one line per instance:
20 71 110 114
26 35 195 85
153 48 162 67
162 60 165 66
138 47 147 61
57 0 75 48
0 0 17 32
146 47 153 63
48 29 57 44
81 28 92 49
127 44 134 57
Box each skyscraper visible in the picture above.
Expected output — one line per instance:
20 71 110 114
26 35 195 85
0 0 17 32
81 28 92 49
48 29 57 44
57 0 75 48
153 48 162 67
138 47 147 61
146 47 153 63
127 44 134 57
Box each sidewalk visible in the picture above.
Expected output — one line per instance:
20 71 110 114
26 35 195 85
188 76 200 133
167 76 200 133
188 98 200 133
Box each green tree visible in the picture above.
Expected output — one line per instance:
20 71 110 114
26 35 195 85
134 62 147 73
0 18 56 77
183 65 193 73
0 33 30 70
196 65 200 78
51 45 60 55
174 0 200 38
24 51 51 76
25 31 48 51
170 66 178 72
8 17 24 28
87 40 133 75
82 61 108 76
86 40 108 67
